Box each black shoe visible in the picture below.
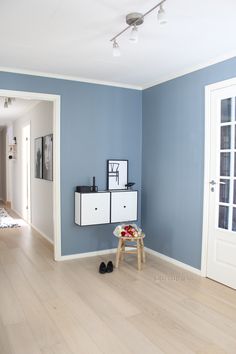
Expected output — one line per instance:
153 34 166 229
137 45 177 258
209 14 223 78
106 261 113 273
99 262 107 274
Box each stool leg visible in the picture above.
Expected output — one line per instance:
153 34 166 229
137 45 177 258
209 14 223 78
141 238 145 263
137 239 142 271
116 238 122 268
121 239 125 262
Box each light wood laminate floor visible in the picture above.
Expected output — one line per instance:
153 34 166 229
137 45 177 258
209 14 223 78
0 208 236 354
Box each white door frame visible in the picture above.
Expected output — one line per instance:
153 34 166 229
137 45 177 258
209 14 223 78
201 77 236 276
0 89 61 261
22 121 31 223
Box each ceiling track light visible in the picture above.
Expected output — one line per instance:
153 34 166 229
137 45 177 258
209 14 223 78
2 96 15 109
112 40 121 57
4 98 8 109
110 0 167 56
157 4 167 25
129 24 139 43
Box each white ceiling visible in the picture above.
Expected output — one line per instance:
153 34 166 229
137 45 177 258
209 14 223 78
0 0 236 89
0 97 39 125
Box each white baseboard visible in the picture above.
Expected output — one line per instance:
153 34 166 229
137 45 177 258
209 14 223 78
5 211 202 274
11 207 24 219
11 207 54 246
59 247 202 276
145 247 201 276
30 224 54 245
59 248 118 261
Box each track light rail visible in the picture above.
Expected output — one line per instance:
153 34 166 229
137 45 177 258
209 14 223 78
110 0 166 43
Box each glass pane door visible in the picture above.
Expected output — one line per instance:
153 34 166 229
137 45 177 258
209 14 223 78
218 96 236 231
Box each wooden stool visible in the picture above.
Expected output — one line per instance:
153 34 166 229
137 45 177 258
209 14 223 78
115 235 145 271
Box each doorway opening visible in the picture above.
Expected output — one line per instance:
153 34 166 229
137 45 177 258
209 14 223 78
0 90 61 261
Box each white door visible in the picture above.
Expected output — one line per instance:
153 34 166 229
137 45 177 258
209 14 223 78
22 123 31 223
207 83 236 289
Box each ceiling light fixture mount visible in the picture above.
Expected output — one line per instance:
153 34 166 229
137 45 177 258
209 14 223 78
110 0 167 56
126 12 144 27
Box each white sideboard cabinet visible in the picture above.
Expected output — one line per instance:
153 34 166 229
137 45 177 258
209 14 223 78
75 190 138 226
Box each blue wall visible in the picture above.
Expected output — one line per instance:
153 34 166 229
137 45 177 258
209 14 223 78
1 56 235 264
0 72 142 255
142 57 236 269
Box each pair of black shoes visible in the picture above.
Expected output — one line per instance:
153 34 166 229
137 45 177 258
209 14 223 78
99 261 113 274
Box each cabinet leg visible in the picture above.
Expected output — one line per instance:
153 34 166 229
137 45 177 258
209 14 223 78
116 238 122 268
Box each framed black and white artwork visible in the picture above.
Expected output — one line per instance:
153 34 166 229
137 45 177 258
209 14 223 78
107 159 128 190
43 134 53 181
35 137 43 179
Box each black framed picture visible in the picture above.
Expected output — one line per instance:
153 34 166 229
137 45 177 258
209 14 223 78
35 137 43 179
43 134 53 181
107 159 128 190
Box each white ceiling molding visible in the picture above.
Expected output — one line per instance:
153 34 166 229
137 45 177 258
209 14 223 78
142 51 236 90
0 67 142 91
1 49 235 92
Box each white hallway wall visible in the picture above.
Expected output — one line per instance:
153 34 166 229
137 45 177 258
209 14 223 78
6 126 13 203
12 101 54 242
0 128 7 201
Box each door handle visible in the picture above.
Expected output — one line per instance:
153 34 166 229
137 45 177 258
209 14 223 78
209 180 217 185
